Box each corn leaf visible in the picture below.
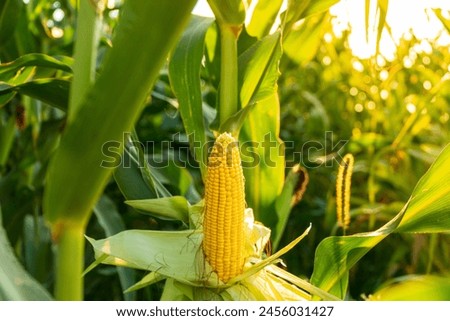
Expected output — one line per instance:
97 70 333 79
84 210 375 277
0 208 53 300
364 0 370 42
0 53 72 108
239 32 281 107
284 0 338 32
311 143 450 299
93 195 136 300
0 53 72 76
125 196 190 224
301 0 340 19
396 142 450 233
283 13 330 65
375 0 389 56
0 0 23 47
0 115 15 166
44 0 197 225
240 94 285 229
273 165 308 249
238 32 284 229
0 78 70 110
369 275 450 301
169 15 214 178
113 132 171 201
247 0 283 38
433 9 450 34
219 102 256 136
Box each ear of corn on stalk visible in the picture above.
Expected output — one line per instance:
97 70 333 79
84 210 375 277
86 134 330 300
203 132 246 282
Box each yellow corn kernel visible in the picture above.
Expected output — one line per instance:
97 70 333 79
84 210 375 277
203 132 245 282
336 153 354 230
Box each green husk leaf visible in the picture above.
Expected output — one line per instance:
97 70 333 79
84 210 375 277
86 229 204 284
125 196 190 223
124 272 166 293
228 224 311 285
219 102 256 137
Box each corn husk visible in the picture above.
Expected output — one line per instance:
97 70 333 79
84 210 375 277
86 198 338 300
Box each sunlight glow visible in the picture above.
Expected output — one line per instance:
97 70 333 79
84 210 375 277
406 103 417 114
331 0 450 59
193 0 450 60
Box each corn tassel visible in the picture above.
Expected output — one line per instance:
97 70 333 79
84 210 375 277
336 153 354 231
203 132 245 282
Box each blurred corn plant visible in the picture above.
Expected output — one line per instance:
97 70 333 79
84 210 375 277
1 0 450 301
278 2 450 299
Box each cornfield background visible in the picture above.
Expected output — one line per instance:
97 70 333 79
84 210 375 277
0 0 449 301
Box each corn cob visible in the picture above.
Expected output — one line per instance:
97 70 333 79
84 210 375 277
336 153 354 230
203 132 246 282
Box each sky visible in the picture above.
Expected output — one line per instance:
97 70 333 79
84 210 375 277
193 0 450 59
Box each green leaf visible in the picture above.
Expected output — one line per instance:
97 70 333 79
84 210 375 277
369 275 450 301
284 0 310 31
302 0 340 18
22 216 52 286
0 0 23 47
273 165 309 249
0 54 72 108
365 0 370 42
219 102 256 136
93 195 136 300
0 53 72 77
0 114 15 167
240 94 285 227
238 32 284 226
375 0 389 55
396 142 450 233
113 132 171 201
239 32 282 107
125 196 190 224
44 0 197 225
283 13 330 65
169 15 214 178
247 0 283 38
433 9 450 34
124 271 166 294
0 78 70 110
0 207 53 300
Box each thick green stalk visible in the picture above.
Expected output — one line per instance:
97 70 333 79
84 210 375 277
219 25 240 126
54 222 85 300
68 0 103 121
44 0 197 300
